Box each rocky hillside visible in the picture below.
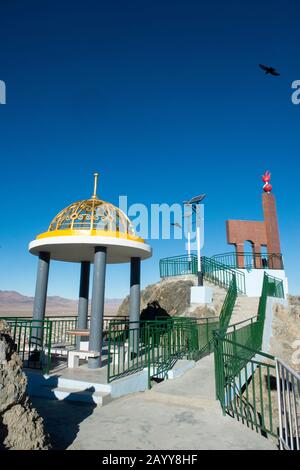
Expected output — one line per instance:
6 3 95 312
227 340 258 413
118 276 300 374
0 320 51 449
270 295 300 374
118 276 223 318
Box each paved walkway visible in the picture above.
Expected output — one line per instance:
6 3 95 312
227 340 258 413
32 354 277 450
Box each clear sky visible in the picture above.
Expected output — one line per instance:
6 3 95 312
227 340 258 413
0 0 300 299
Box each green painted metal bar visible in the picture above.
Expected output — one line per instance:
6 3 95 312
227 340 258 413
106 316 218 384
159 254 246 294
213 272 285 439
219 274 237 332
211 251 284 270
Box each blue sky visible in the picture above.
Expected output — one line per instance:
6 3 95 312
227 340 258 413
0 0 300 298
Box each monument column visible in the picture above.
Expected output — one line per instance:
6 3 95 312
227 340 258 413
129 257 141 356
262 192 282 269
32 251 50 322
88 246 107 368
77 261 90 348
235 243 245 269
253 244 262 268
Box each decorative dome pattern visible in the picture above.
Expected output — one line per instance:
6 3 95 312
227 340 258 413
48 198 136 236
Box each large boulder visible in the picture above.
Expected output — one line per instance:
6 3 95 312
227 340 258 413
270 295 300 374
118 276 218 319
118 277 196 317
0 320 51 450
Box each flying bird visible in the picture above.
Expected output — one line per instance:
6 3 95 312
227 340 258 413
259 64 280 76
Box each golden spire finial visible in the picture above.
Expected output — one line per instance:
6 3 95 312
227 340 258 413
91 172 99 199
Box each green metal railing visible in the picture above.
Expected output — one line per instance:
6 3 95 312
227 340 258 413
1 317 53 374
219 274 238 331
201 256 246 294
212 251 284 270
107 316 219 385
214 272 285 439
159 254 246 294
1 314 130 373
214 333 277 437
50 318 77 347
159 254 198 277
266 274 285 299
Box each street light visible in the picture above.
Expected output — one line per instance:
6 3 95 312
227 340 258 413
183 194 206 286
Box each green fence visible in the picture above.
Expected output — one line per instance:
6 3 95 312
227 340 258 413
159 254 246 294
201 256 246 294
219 274 238 332
159 254 198 277
214 272 285 439
212 251 284 270
1 317 53 374
107 316 219 386
50 318 77 347
214 333 277 437
1 314 130 373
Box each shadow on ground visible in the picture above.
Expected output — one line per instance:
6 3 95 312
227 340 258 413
31 390 96 449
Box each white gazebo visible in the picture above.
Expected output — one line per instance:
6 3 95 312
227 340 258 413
29 173 152 368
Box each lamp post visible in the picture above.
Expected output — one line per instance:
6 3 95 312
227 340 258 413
183 194 206 286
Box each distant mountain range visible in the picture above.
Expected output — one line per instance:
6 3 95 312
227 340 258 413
0 290 122 317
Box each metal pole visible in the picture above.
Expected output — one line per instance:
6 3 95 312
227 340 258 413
32 251 50 349
185 204 192 275
77 261 90 348
88 247 107 368
129 257 141 357
32 252 51 321
196 208 203 286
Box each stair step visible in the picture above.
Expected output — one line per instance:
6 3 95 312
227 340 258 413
48 386 112 406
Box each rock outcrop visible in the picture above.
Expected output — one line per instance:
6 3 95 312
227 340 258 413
270 295 300 374
0 320 51 450
118 276 223 318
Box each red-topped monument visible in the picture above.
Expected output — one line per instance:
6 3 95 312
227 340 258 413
226 171 283 270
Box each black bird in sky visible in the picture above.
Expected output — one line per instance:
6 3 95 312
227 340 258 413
259 64 280 76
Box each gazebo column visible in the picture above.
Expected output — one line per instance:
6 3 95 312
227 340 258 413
88 247 107 369
32 252 50 322
32 251 50 344
129 257 141 357
77 261 90 349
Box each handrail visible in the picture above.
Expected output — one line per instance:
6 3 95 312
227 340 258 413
159 254 246 294
212 251 284 270
219 274 238 331
214 272 286 440
107 316 219 384
159 254 198 277
276 358 300 450
1 317 53 374
201 256 246 294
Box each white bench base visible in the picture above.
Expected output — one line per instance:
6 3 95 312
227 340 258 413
68 350 99 368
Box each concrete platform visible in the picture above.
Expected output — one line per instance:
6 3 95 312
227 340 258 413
25 362 149 405
31 354 278 450
28 356 277 451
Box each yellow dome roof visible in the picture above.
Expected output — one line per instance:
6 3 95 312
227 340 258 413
36 173 141 242
48 197 136 236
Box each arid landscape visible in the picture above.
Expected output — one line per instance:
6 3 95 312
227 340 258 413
0 290 122 318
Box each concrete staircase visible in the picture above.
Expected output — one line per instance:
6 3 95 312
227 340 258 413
187 278 260 324
26 364 149 406
230 295 260 325
26 371 112 406
143 355 277 449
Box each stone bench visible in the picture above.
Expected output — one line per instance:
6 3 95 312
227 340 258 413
67 349 99 368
